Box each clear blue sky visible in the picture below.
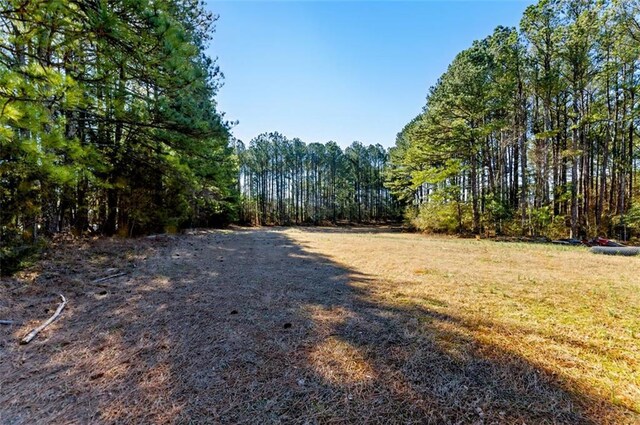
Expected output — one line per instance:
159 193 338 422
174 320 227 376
206 1 534 148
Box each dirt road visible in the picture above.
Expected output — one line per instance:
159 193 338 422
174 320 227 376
0 228 636 424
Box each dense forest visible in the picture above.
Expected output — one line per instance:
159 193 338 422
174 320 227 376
387 0 640 239
235 133 400 225
1 0 237 271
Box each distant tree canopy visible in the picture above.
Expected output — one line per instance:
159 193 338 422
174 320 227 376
235 133 401 225
387 0 640 239
1 0 237 271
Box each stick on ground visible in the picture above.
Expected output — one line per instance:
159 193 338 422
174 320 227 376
20 294 67 345
92 272 127 284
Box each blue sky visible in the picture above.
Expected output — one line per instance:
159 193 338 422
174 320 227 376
207 1 535 148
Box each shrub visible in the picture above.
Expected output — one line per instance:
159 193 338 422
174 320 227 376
412 201 472 233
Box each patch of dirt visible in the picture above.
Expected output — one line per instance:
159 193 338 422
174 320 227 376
2 230 353 424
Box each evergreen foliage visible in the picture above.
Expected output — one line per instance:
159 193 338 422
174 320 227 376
0 0 237 273
236 133 401 225
387 0 640 239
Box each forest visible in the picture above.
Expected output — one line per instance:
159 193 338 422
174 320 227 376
3 0 640 274
0 0 400 273
235 133 400 225
387 0 640 239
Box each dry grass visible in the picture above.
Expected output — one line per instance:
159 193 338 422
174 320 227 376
284 228 640 423
0 227 638 424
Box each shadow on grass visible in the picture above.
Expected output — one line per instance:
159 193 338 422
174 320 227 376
0 229 634 424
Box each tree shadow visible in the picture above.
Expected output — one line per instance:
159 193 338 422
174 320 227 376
0 229 635 424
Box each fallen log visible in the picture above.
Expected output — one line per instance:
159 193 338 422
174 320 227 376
20 294 67 344
551 238 584 246
590 246 640 256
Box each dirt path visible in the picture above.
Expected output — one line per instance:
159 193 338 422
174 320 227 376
0 229 634 424
1 229 357 424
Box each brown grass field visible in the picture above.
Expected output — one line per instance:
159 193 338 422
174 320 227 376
1 227 639 424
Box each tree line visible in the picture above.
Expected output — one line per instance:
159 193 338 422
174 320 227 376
387 0 640 239
1 0 238 272
235 133 400 225
5 0 639 274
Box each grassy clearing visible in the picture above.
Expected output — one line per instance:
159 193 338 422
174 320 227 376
1 228 638 424
285 228 640 422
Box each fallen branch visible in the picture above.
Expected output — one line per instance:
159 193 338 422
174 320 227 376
0 320 15 325
92 272 126 284
20 294 67 345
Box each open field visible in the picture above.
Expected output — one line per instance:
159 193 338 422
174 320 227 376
1 228 639 424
